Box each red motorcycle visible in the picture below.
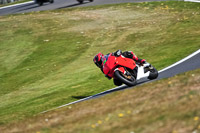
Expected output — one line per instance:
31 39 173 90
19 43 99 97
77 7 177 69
103 54 158 86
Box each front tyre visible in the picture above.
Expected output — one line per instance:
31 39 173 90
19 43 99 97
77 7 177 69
148 66 158 80
114 70 136 87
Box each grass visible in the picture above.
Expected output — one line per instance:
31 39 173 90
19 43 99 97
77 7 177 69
1 65 200 133
0 1 200 127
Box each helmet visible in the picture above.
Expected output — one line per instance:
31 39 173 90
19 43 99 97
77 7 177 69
93 53 104 68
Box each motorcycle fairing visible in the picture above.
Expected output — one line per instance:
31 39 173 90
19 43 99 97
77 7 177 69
136 64 150 80
103 54 136 78
114 67 125 74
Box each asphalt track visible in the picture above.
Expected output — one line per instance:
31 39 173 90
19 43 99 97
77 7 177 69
0 0 169 16
41 49 200 113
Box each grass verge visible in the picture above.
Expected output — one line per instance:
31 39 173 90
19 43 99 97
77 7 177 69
1 67 200 133
0 1 200 126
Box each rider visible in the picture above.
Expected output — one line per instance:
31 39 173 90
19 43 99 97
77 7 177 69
93 50 146 86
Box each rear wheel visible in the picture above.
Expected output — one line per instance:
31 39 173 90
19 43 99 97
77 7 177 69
89 0 93 2
50 0 54 3
114 70 136 87
148 66 158 80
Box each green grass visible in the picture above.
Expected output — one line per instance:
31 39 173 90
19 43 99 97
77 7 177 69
0 1 200 125
1 68 200 133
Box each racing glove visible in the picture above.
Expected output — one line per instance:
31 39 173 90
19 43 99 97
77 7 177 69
113 50 122 57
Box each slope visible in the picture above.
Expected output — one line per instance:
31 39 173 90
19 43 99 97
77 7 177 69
0 1 200 125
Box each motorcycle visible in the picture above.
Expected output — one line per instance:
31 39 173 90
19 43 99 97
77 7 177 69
103 54 158 86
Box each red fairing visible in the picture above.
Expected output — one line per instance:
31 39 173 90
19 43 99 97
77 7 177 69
103 54 116 77
115 67 125 73
103 54 136 78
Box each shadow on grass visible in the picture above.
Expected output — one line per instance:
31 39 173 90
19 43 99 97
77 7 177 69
72 95 91 99
71 79 150 100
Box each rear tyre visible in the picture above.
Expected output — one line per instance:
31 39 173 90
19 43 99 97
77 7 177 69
50 0 54 3
148 66 158 80
114 70 136 87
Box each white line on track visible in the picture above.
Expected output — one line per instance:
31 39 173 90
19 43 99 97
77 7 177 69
0 1 34 10
40 85 125 113
158 49 200 73
184 0 200 2
41 49 200 114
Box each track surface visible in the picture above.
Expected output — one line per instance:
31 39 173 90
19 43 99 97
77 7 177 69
41 49 200 113
0 0 168 16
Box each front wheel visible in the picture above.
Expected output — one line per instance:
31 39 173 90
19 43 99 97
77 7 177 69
148 66 158 80
114 70 136 87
